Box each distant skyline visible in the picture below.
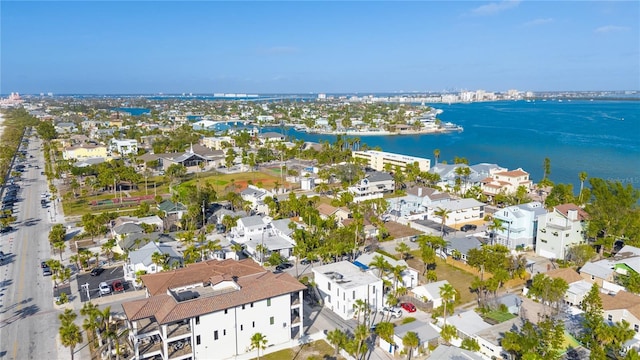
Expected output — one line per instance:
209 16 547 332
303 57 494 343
1 1 639 94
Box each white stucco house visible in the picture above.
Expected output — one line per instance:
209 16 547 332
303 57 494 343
492 201 547 251
313 261 384 321
109 138 139 156
354 253 419 290
348 171 395 202
123 242 182 282
535 203 589 260
240 185 274 214
427 198 485 227
411 280 451 308
227 216 297 263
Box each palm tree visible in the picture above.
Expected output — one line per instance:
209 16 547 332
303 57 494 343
354 324 369 360
53 240 66 262
439 283 457 327
402 331 420 360
433 149 440 166
81 302 100 347
433 207 451 237
369 255 390 278
353 299 368 326
488 218 506 245
59 320 83 360
374 322 395 351
151 251 169 271
326 329 347 357
250 332 268 360
395 242 411 261
578 171 588 203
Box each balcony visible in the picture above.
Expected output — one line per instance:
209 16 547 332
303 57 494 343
291 294 301 306
166 322 191 339
168 340 192 359
546 223 571 231
136 337 163 359
135 318 160 337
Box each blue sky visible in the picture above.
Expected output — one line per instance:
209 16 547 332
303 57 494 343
1 1 638 94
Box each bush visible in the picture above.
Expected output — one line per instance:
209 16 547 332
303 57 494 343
401 317 416 324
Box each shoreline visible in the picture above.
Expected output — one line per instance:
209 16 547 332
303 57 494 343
297 126 463 136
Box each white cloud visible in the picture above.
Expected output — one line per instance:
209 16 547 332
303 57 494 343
470 0 521 16
594 25 629 34
523 18 554 27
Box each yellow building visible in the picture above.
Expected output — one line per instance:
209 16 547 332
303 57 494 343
63 144 109 160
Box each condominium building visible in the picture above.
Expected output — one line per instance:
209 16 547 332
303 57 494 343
122 259 306 360
352 150 431 172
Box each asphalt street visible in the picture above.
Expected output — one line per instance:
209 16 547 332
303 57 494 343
0 135 59 360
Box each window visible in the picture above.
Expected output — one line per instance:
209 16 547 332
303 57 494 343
270 316 274 325
196 335 201 345
372 286 375 294
328 282 331 291
267 298 271 306
223 329 226 336
240 325 243 331
343 293 345 301
214 331 218 340
634 324 639 333
352 291 356 299
591 275 595 280
195 316 200 325
252 321 255 328
251 302 254 308
224 309 228 314
607 315 613 322
242 304 245 310
541 239 547 243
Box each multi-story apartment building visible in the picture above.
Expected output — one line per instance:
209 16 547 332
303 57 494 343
110 138 139 156
347 171 395 202
535 204 588 259
122 259 306 360
62 143 109 160
352 150 431 172
201 136 235 150
481 168 532 198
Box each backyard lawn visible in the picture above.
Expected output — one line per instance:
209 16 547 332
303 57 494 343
484 309 517 323
407 256 479 305
259 340 344 360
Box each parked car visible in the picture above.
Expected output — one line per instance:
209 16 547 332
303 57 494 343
0 226 13 234
41 261 47 268
112 280 124 292
460 224 478 232
43 266 52 276
90 267 104 276
99 282 111 295
410 235 419 242
380 306 403 318
276 263 293 271
400 302 417 313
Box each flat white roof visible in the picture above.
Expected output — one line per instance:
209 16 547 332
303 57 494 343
313 261 381 290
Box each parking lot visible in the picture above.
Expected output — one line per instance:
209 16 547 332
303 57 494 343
76 265 133 302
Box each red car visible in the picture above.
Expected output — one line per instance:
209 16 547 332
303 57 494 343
112 280 124 292
400 302 417 313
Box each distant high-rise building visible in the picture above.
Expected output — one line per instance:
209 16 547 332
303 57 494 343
317 93 326 100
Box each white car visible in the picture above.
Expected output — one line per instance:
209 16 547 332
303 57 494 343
99 282 111 295
380 306 402 318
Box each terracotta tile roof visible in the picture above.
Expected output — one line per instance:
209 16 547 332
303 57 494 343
546 268 582 284
495 169 529 177
600 290 640 320
317 203 339 216
554 203 589 221
123 259 306 324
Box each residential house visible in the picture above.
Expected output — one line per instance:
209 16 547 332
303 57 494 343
121 259 306 360
110 139 139 156
116 232 177 255
240 185 274 214
492 201 546 251
475 317 524 360
123 241 182 282
354 253 419 289
579 259 617 289
313 261 384 321
348 171 395 202
440 310 492 340
599 290 640 353
111 215 164 233
379 320 440 356
445 236 484 262
411 280 452 308
543 268 590 306
257 132 285 144
352 150 431 173
55 122 78 134
481 168 533 199
316 204 351 223
536 204 589 260
228 216 297 262
111 223 144 249
427 199 485 227
429 163 507 193
386 186 451 220
158 200 187 219
427 345 484 360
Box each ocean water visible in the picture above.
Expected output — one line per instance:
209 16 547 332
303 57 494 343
274 100 640 190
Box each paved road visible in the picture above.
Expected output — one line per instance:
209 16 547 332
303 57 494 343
0 135 59 360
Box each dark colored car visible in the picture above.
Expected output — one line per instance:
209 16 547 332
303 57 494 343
90 267 104 276
400 302 417 313
0 226 13 234
460 224 478 232
43 266 52 276
41 261 47 268
276 263 293 271
112 280 124 292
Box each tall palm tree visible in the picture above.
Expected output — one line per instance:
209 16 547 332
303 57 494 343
59 320 83 360
433 207 451 237
369 255 390 278
354 324 369 360
488 218 506 246
353 299 369 326
402 331 420 360
578 171 588 203
433 149 440 166
250 332 268 360
439 283 457 327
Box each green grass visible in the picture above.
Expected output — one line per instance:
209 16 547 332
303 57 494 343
484 310 516 323
260 340 343 360
562 331 581 350
407 257 478 305
401 317 416 324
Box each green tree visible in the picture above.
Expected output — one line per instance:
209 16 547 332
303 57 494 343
395 242 411 261
59 318 83 360
439 283 457 327
326 329 347 357
433 207 451 237
461 337 480 352
249 332 267 360
402 331 420 360
440 324 458 344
